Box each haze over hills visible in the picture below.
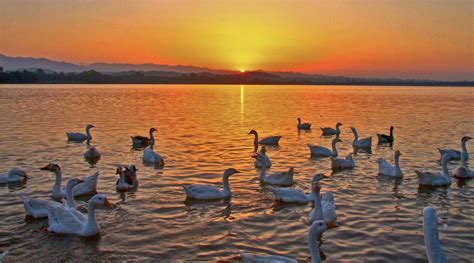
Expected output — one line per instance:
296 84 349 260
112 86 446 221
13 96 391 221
0 54 234 74
0 54 473 86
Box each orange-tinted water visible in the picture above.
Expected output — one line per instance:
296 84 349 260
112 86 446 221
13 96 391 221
0 84 472 262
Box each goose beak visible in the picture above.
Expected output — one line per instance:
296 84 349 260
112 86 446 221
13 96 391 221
325 222 339 229
251 154 258 159
40 165 50 170
76 178 85 183
234 169 241 174
103 198 112 208
467 136 472 141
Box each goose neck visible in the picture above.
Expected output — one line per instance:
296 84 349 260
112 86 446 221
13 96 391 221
85 203 99 234
53 170 62 196
423 211 447 263
331 140 338 156
312 190 324 221
308 225 322 263
65 182 76 208
222 175 231 196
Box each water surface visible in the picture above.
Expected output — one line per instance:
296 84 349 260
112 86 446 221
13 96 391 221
0 85 473 262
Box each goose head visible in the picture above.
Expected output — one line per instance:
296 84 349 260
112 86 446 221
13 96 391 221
390 126 394 131
248 130 258 136
90 194 112 209
336 122 343 127
297 117 301 123
40 163 61 172
310 220 339 234
65 177 84 188
462 136 472 142
223 168 241 177
288 167 295 175
126 164 138 174
332 138 342 144
350 127 357 133
311 173 327 184
395 150 402 157
115 166 124 175
149 127 157 133
86 124 95 129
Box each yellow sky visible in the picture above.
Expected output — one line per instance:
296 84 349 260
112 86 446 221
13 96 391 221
0 0 472 80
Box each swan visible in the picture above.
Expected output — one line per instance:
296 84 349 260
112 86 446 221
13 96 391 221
131 127 157 147
308 138 341 157
66 124 94 143
320 122 343 136
0 168 28 183
267 174 325 204
438 136 471 161
377 126 394 144
253 153 294 186
254 146 271 169
40 163 99 199
116 166 139 191
423 207 448 263
308 181 337 223
240 220 338 263
84 146 101 159
331 154 355 170
182 168 240 200
350 127 372 148
453 158 474 179
376 150 403 177
297 117 312 130
142 145 164 166
248 130 281 146
23 177 84 218
46 194 112 237
415 154 451 186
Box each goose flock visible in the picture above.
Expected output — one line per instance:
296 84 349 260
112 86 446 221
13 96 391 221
0 120 471 262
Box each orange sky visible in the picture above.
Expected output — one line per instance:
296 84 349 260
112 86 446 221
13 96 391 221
0 0 472 80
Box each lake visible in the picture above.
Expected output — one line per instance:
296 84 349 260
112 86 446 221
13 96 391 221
0 84 473 262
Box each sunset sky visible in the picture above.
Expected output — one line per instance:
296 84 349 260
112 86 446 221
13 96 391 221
0 0 472 80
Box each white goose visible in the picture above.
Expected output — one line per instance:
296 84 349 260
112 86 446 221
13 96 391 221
308 182 337 223
249 130 281 146
415 154 451 186
268 174 325 204
116 166 139 191
240 220 338 263
254 146 271 169
453 158 474 179
438 136 471 161
0 168 28 183
297 117 312 130
308 138 341 157
253 153 294 186
182 168 240 200
423 207 448 263
331 154 355 170
142 145 164 166
350 127 372 148
23 177 84 218
320 122 343 136
40 163 99 199
46 194 112 237
376 150 403 177
66 124 94 143
84 146 101 159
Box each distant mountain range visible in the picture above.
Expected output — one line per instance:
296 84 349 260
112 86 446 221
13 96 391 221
1 54 473 86
0 54 234 74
